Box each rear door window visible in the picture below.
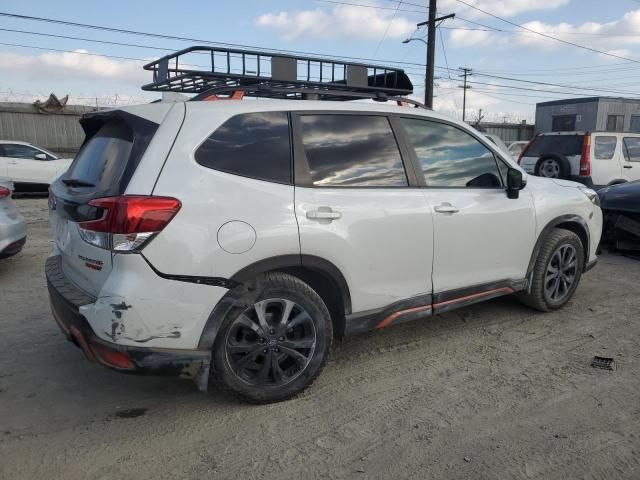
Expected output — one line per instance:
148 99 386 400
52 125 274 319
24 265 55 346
195 112 291 184
298 114 407 187
623 137 640 162
594 136 616 160
66 121 134 190
525 135 583 157
2 144 45 160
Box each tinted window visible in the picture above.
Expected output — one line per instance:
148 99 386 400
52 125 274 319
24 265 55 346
552 115 576 132
195 112 291 184
594 136 616 160
623 137 640 162
526 135 583 157
401 118 502 188
607 115 624 132
298 115 407 187
2 144 43 160
66 122 133 189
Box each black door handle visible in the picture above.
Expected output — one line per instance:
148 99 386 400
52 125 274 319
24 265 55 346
623 165 633 169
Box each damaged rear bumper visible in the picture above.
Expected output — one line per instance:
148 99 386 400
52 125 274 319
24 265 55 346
45 255 210 378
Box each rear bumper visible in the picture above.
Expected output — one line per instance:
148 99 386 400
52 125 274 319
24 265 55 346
45 255 210 377
0 213 27 258
0 236 26 258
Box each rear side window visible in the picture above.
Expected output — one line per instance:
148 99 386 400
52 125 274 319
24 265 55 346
526 135 583 157
66 122 133 190
195 112 291 184
594 136 616 160
623 137 640 162
298 115 407 187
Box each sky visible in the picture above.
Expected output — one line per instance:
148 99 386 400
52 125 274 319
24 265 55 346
1 0 640 123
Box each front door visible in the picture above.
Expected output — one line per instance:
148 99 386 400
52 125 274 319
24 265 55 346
621 136 640 182
292 113 434 315
397 117 536 305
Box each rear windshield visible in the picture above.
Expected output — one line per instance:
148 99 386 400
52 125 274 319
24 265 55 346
66 122 133 191
526 134 584 157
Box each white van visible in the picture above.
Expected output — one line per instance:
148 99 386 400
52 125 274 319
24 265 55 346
518 131 640 189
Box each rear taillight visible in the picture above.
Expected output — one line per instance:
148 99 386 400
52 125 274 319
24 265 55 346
517 136 536 165
78 195 181 252
0 186 11 199
580 134 591 176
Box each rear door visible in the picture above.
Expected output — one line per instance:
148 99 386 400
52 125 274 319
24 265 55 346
292 112 433 314
519 133 583 176
49 110 163 296
621 136 640 182
591 134 621 186
398 117 536 299
0 145 8 178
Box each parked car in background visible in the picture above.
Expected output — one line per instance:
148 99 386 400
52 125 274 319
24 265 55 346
508 141 529 159
598 180 640 253
518 132 640 189
0 179 26 258
484 133 512 157
0 141 72 191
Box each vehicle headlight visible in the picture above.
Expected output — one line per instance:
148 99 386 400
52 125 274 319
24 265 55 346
579 187 600 207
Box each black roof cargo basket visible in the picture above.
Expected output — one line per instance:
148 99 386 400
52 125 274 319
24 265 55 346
142 46 419 104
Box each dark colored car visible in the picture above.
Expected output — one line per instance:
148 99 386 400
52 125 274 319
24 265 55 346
598 180 640 252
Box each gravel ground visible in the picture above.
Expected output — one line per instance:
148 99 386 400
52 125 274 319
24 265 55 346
1 198 639 480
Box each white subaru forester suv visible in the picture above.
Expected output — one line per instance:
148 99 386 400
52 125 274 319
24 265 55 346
46 48 602 402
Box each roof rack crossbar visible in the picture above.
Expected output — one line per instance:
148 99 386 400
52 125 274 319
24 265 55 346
142 46 414 101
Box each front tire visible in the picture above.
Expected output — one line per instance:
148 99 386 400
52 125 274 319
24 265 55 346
519 228 584 312
211 272 332 403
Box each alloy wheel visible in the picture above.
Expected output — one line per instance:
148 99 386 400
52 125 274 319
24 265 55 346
544 244 578 302
225 298 317 387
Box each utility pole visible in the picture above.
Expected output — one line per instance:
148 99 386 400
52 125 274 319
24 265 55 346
416 2 454 109
459 67 472 122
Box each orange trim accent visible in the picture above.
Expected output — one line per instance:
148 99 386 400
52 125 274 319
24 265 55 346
203 90 245 101
433 287 514 308
69 326 97 362
376 305 432 329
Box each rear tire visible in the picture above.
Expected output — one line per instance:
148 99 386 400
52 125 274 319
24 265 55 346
211 272 332 403
519 228 584 312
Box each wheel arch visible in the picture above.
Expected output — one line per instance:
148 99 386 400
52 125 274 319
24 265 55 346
527 215 590 279
197 255 352 349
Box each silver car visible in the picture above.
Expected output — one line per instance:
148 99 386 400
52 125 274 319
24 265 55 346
0 179 26 258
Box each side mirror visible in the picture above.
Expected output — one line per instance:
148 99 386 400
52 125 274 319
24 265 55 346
34 153 47 160
506 168 525 199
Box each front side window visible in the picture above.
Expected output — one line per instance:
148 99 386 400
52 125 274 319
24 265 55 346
195 112 291 184
594 136 616 160
2 144 45 160
623 137 640 162
400 118 502 188
298 114 407 187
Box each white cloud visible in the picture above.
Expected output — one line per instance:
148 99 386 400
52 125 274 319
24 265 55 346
255 5 415 40
0 49 147 85
450 9 640 54
438 0 569 18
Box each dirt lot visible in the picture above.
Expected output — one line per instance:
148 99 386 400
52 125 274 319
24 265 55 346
1 198 639 480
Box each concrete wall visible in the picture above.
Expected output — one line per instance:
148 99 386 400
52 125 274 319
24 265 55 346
0 102 98 157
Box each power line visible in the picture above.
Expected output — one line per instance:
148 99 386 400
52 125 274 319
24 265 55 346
465 79 640 98
314 0 425 14
372 1 403 58
454 0 640 63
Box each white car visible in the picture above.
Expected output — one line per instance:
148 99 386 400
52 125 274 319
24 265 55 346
518 131 640 189
0 141 72 189
46 49 602 403
508 140 529 158
0 179 26 258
